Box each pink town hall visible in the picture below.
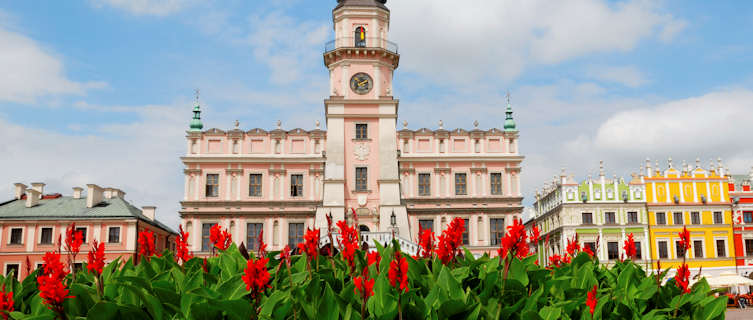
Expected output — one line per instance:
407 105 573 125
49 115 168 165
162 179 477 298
180 0 524 256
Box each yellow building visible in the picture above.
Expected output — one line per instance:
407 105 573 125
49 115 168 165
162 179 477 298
644 158 734 275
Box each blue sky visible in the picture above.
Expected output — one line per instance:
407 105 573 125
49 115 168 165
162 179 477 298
2 0 753 228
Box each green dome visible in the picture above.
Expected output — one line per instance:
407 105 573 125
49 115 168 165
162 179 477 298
504 102 516 131
189 104 203 132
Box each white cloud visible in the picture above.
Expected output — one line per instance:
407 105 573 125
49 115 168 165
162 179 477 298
89 0 193 16
0 103 188 229
585 65 649 87
388 0 685 83
0 26 106 104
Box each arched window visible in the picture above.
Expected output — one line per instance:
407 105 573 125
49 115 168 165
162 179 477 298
354 26 366 47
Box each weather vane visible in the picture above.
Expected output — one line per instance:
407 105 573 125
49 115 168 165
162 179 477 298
506 90 511 105
194 88 200 104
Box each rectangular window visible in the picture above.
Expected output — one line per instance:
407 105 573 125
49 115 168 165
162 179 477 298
490 218 504 246
9 228 22 245
249 174 263 197
675 241 685 258
746 239 753 256
693 240 703 258
206 174 219 197
246 223 264 251
635 241 642 259
355 124 368 139
355 168 368 192
713 212 723 224
419 219 434 233
716 239 726 257
418 173 431 196
691 212 700 225
490 173 502 195
462 218 469 245
108 227 121 243
288 223 304 247
290 174 303 197
582 213 593 224
76 227 87 242
455 173 467 195
745 212 753 224
40 227 53 244
5 264 19 279
656 212 666 225
658 241 668 259
607 242 619 260
673 212 683 225
605 212 616 224
202 223 213 252
627 212 638 224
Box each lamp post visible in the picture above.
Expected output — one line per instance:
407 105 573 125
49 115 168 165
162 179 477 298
390 210 397 240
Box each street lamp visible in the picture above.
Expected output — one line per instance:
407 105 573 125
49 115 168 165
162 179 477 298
390 210 397 240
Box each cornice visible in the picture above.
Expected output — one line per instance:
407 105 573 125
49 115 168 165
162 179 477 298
400 155 524 162
404 196 523 204
181 156 326 164
180 200 322 208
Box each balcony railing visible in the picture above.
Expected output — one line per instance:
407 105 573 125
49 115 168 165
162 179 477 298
320 231 418 256
324 37 399 54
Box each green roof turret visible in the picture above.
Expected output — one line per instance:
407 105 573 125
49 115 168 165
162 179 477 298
189 89 203 132
504 91 517 131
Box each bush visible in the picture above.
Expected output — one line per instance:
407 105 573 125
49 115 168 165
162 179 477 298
0 222 726 320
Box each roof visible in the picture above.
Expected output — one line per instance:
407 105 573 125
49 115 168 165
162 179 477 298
334 0 388 11
0 196 176 234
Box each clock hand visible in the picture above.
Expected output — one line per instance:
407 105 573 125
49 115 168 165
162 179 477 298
358 79 368 86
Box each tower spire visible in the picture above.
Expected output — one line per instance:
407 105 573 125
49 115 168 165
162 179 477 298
504 90 517 131
189 89 203 132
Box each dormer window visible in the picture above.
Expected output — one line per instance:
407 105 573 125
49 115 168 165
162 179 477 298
355 26 366 47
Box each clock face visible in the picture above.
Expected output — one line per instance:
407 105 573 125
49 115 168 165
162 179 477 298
350 73 373 95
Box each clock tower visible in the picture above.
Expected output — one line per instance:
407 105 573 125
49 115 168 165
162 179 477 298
316 0 408 237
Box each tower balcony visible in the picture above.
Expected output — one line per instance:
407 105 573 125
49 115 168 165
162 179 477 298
323 37 400 68
324 37 398 54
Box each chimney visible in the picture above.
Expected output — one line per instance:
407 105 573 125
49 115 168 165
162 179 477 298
72 187 83 199
30 182 45 199
25 189 40 208
104 188 113 199
111 189 126 199
86 184 104 208
13 183 27 200
142 206 156 221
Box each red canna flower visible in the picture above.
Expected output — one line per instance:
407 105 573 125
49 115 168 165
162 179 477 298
436 218 465 265
530 225 541 244
280 245 292 267
0 285 13 320
202 258 209 273
566 235 580 256
242 256 271 301
298 227 320 261
548 254 564 267
138 231 159 259
498 218 529 259
623 233 637 259
86 240 105 275
64 222 84 256
586 285 598 315
367 251 381 268
582 244 594 257
562 255 572 264
257 229 267 258
175 225 193 264
353 270 375 299
337 220 359 269
417 225 435 259
677 226 691 257
37 251 72 315
209 224 232 251
674 263 691 294
388 255 409 293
